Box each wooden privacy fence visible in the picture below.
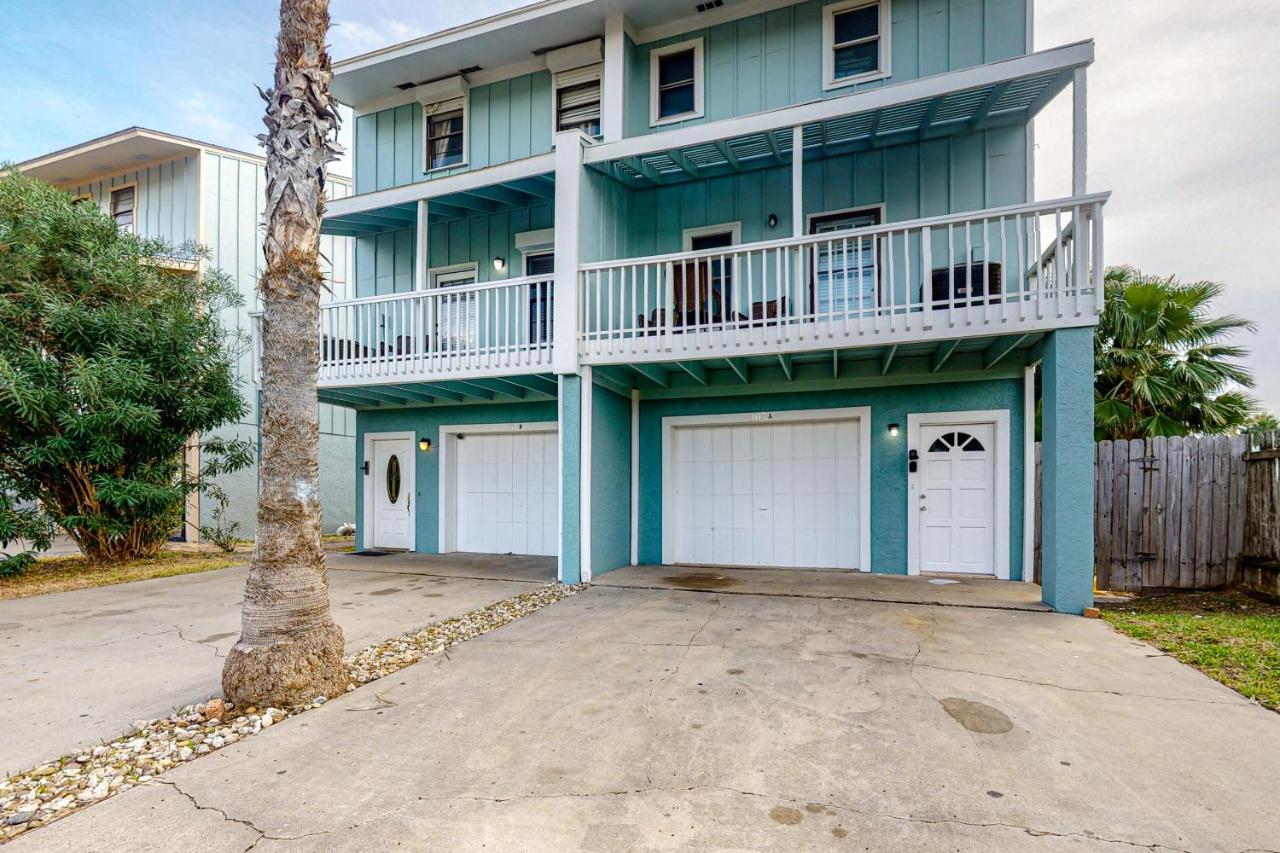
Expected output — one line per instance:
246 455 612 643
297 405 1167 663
1242 431 1280 567
1035 434 1256 592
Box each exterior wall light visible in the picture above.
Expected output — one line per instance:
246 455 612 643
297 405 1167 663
888 423 900 437
492 256 506 271
418 437 432 452
767 213 778 228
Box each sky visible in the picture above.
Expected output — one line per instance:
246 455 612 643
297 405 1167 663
2 0 1277 411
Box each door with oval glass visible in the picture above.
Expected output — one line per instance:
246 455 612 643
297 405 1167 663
917 423 996 574
371 436 414 550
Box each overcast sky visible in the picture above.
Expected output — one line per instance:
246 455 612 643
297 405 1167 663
2 0 1276 411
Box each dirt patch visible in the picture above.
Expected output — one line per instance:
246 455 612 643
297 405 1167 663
940 698 1013 734
368 588 402 596
661 572 741 590
832 827 849 838
769 806 804 825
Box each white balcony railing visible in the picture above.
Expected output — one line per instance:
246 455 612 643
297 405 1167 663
253 274 554 386
576 194 1107 365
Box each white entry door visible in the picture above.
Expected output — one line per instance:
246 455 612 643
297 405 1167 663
918 423 996 574
667 414 864 570
451 429 558 556
371 436 414 550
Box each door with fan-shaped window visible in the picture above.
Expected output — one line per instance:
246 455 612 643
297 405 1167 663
918 424 995 574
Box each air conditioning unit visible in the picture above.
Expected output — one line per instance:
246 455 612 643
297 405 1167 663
931 262 1003 307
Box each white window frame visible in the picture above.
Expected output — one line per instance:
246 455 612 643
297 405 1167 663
823 0 892 91
109 182 139 234
552 63 603 140
649 38 704 127
422 96 469 175
427 262 479 290
681 221 741 251
905 409 1011 581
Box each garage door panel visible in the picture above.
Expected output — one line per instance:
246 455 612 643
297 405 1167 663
670 416 862 570
454 429 558 557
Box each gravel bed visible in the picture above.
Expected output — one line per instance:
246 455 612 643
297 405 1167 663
0 581 584 842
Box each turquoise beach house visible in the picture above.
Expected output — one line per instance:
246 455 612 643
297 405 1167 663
295 0 1103 612
19 128 356 538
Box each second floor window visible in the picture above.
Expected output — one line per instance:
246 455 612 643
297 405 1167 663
557 80 602 137
425 100 466 172
824 0 890 89
110 185 135 233
651 39 703 125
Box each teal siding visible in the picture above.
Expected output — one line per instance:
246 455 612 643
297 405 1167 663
635 377 1027 578
354 203 554 298
353 70 554 194
560 376 583 582
590 382 632 577
627 0 1029 136
70 155 200 249
354 401 559 554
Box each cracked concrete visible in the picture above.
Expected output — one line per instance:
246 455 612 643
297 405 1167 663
10 582 1280 851
0 552 555 773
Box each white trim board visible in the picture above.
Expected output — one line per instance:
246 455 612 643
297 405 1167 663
681 221 741 250
649 38 705 128
822 0 892 91
436 420 559 555
659 406 873 572
363 430 418 552
906 409 1012 580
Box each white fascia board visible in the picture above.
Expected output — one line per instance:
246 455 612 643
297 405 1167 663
633 0 807 44
413 75 469 105
584 40 1094 166
325 152 557 218
352 57 548 116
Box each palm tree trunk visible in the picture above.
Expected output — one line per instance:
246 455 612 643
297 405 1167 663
222 0 346 706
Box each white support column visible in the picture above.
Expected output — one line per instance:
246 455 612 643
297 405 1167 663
791 125 804 237
1072 67 1087 197
1023 361 1039 583
602 14 626 143
415 199 429 289
553 130 586 374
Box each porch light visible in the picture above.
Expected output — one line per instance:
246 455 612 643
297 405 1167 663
418 437 432 453
888 423 900 437
767 213 778 228
492 256 506 271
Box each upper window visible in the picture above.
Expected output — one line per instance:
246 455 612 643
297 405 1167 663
109 185 136 233
823 0 891 90
424 99 466 172
555 64 602 138
650 39 703 126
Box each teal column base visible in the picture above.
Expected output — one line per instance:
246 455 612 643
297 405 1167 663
1040 327 1095 614
559 374 583 584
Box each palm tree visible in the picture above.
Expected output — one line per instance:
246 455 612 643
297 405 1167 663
222 0 346 706
1094 265 1257 441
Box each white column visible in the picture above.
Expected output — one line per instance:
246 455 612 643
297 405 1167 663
415 199 429 289
602 14 626 143
553 130 585 374
1072 67 1087 197
791 125 804 237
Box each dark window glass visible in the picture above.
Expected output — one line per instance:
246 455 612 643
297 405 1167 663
427 108 465 170
831 3 881 81
110 186 135 232
386 455 401 504
526 253 555 343
928 437 949 453
657 48 697 119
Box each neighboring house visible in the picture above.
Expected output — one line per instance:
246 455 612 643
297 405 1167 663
18 128 356 538
308 0 1102 612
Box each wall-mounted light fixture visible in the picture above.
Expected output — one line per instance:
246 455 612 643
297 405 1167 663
492 256 506 271
418 437 433 452
888 423 900 437
767 213 778 229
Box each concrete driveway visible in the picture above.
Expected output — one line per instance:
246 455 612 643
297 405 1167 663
12 573 1280 852
0 552 556 774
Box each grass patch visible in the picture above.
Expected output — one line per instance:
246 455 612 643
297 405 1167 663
1102 590 1280 710
0 550 248 600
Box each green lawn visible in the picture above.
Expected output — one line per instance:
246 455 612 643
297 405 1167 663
1103 590 1280 711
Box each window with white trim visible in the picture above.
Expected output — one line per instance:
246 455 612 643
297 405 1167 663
109 185 136 233
650 39 703 126
423 98 466 172
554 63 602 138
823 0 891 89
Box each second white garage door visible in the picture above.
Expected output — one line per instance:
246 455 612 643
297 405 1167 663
448 428 558 557
665 410 868 570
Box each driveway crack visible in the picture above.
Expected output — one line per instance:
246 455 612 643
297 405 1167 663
173 625 227 660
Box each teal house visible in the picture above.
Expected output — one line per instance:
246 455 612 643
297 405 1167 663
19 128 357 538
311 0 1104 612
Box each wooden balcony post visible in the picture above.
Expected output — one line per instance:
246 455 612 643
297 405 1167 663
553 130 587 374
1072 67 1087 197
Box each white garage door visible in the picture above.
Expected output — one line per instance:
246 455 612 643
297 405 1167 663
453 430 558 556
668 415 863 570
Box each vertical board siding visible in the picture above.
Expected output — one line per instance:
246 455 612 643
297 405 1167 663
1243 432 1280 564
71 155 199 249
353 70 554 194
1034 435 1254 592
627 0 1028 136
